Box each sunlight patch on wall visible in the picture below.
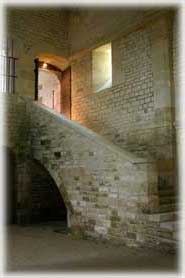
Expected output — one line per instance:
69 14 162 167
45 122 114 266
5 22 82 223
92 43 112 92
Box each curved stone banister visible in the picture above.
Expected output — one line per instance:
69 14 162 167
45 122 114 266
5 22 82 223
29 100 148 165
26 98 158 243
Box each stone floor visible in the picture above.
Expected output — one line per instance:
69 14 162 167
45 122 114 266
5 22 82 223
5 224 179 273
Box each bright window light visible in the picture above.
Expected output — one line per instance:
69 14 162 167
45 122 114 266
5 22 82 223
92 43 112 92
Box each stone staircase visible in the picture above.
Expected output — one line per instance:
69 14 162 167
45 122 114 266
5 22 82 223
5 95 179 248
157 185 179 244
28 99 179 248
159 220 178 243
158 184 178 213
139 210 179 250
155 218 178 248
144 188 179 248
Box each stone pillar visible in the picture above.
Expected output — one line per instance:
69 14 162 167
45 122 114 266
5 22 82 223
150 16 175 193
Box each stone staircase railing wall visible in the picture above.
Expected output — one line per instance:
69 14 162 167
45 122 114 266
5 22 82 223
27 98 159 246
5 95 175 247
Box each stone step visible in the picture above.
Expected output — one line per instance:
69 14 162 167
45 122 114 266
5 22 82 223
160 221 178 232
159 196 177 205
154 235 177 245
157 223 179 242
159 189 175 197
158 185 175 191
148 228 174 241
144 211 178 222
158 203 177 213
141 213 179 245
143 233 177 247
172 231 179 240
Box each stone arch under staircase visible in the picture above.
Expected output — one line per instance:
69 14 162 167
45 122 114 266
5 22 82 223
28 159 68 226
4 95 178 248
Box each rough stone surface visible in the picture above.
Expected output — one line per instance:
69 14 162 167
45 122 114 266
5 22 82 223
3 8 178 249
70 15 177 208
4 95 160 246
28 100 158 245
6 8 69 97
71 16 174 161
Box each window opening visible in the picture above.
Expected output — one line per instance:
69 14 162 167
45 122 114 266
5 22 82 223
0 39 17 93
92 43 112 92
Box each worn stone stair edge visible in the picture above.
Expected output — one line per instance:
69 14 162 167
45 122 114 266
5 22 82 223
25 97 155 165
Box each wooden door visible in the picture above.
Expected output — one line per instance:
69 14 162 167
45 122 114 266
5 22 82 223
60 67 71 119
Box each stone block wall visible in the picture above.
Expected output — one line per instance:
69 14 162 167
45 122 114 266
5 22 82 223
3 95 32 224
3 94 178 247
71 15 174 160
172 12 179 99
171 11 179 195
27 99 157 245
2 8 179 248
4 95 30 154
6 7 69 97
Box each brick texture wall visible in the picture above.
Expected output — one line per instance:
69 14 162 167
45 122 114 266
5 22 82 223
3 95 32 224
172 13 178 93
6 7 69 97
172 11 179 130
71 13 177 199
3 94 177 247
28 99 158 246
71 24 160 159
3 9 178 248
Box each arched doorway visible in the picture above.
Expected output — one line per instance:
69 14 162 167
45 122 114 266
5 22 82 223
34 58 71 119
38 69 61 113
29 160 67 227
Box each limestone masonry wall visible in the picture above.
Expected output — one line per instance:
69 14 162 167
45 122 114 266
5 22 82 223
3 95 177 247
3 9 178 247
6 7 69 97
71 16 174 162
4 95 30 153
3 95 32 223
28 100 157 245
172 12 179 129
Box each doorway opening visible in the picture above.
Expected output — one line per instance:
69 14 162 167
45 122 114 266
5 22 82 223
38 68 61 113
34 58 71 119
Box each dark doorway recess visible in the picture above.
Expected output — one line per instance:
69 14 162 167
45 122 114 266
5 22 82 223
4 147 16 225
30 160 67 226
